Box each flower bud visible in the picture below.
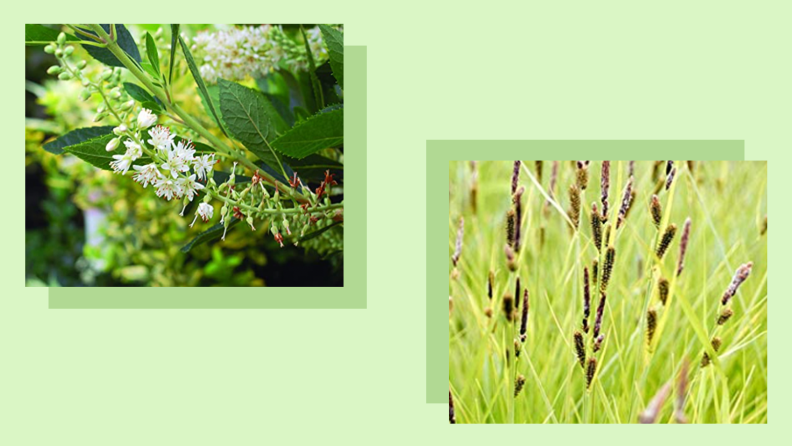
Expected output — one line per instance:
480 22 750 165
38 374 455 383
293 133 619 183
113 124 128 136
94 112 108 122
54 49 63 58
120 100 135 111
79 89 92 101
101 69 113 81
47 65 62 75
76 60 87 69
282 218 291 235
44 44 55 54
57 32 66 45
105 137 120 152
63 46 74 56
57 72 72 81
109 87 122 99
81 78 90 87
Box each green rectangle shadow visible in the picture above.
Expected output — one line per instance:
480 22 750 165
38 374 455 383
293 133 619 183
426 140 745 403
49 46 367 309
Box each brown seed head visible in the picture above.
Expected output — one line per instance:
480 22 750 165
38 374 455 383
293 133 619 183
656 224 677 259
452 217 464 267
535 161 543 183
511 160 521 195
658 277 670 306
601 161 610 220
717 308 734 326
449 389 456 424
650 194 662 229
721 262 753 305
601 247 616 293
594 292 607 339
568 183 581 230
520 289 529 342
506 209 516 248
487 271 494 300
577 160 590 190
574 331 586 369
582 267 591 333
676 218 692 276
502 293 515 322
586 357 597 389
646 308 657 348
591 203 603 251
666 166 676 191
514 374 526 397
593 333 605 353
617 176 634 229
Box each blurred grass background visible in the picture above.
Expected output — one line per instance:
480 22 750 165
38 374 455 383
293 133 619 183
449 160 767 423
25 24 342 287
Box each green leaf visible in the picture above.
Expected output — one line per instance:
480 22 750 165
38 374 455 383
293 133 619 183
123 82 160 109
178 35 228 137
42 126 115 155
83 25 141 68
272 108 343 159
218 79 290 177
144 32 160 76
25 24 78 45
63 134 152 171
289 154 344 183
139 61 160 79
180 218 240 253
318 25 344 89
202 85 231 135
168 25 180 85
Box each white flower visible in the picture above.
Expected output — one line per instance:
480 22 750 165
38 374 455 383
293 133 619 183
123 139 142 160
109 153 133 175
172 139 196 161
137 108 157 129
176 174 205 202
160 147 190 179
147 125 175 152
132 163 160 188
192 154 216 181
153 176 182 201
105 137 120 152
190 202 214 227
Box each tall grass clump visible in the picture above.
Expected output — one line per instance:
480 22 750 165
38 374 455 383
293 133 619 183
449 160 767 423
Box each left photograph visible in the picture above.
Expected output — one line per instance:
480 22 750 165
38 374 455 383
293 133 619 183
25 24 344 287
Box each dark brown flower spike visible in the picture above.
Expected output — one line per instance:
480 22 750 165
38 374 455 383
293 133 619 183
600 161 610 221
591 203 603 251
449 389 456 424
568 183 581 230
656 224 677 259
593 333 605 353
658 277 669 306
514 375 526 397
514 339 521 358
452 217 464 267
582 267 591 333
520 289 529 342
506 209 516 248
514 276 521 310
666 160 674 175
646 308 657 347
502 293 515 322
629 160 635 178
586 357 597 389
666 167 676 191
574 331 586 369
616 176 634 229
535 161 543 183
469 161 478 213
638 383 671 424
650 194 662 229
513 186 525 252
601 247 615 293
676 218 692 276
721 262 753 306
487 271 494 300
701 337 722 368
594 292 607 339
577 160 590 190
511 160 521 195
717 308 734 326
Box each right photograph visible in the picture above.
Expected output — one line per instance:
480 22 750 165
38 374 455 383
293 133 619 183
448 160 767 424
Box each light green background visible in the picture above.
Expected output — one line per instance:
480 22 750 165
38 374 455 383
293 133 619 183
5 1 788 443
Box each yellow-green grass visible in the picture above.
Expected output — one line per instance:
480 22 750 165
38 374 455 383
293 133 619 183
449 161 767 424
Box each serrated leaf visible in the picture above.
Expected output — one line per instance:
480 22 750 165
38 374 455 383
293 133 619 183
218 79 290 178
63 134 152 171
25 24 78 45
272 108 343 159
144 32 160 76
169 25 180 84
318 25 343 89
178 35 227 136
180 217 240 253
42 126 115 155
83 25 141 68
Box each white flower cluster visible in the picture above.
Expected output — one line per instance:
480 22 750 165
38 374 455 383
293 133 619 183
191 25 327 84
106 109 217 207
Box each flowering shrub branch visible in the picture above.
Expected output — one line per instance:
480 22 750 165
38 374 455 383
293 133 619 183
30 24 344 254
